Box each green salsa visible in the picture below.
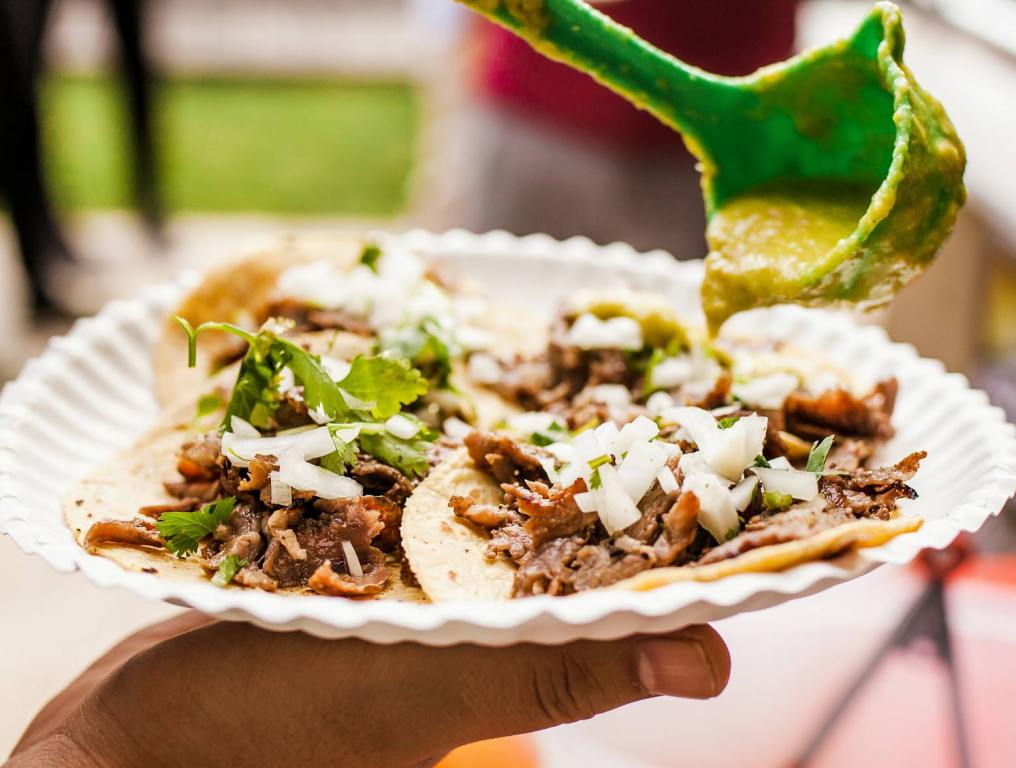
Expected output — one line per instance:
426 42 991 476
702 181 874 334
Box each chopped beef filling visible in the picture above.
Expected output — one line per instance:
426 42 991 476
453 431 923 598
85 518 163 549
266 297 374 336
86 421 420 596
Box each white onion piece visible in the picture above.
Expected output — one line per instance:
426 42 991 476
457 325 493 351
594 463 642 534
645 391 675 416
320 356 352 383
566 313 643 351
617 439 670 504
682 473 738 544
385 414 421 440
276 367 297 396
752 467 818 501
587 384 631 408
573 428 609 466
613 415 660 456
732 371 800 410
222 426 335 468
594 421 622 455
332 425 361 444
574 491 597 513
230 416 260 438
768 456 792 470
539 458 561 483
704 414 768 481
277 455 363 500
341 540 363 577
308 405 331 425
442 417 473 440
678 451 717 478
508 411 561 434
338 388 376 412
269 471 293 506
544 442 576 463
667 407 720 450
467 353 502 384
730 475 758 512
657 466 679 495
649 356 695 389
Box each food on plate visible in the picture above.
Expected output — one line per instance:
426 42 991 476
402 289 924 601
68 240 923 601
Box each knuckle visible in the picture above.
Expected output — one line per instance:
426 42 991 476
530 650 600 724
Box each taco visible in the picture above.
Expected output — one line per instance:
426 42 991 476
154 233 546 427
402 290 924 601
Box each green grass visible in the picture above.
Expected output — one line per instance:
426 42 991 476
40 74 420 216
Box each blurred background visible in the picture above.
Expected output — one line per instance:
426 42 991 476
2 1 1016 765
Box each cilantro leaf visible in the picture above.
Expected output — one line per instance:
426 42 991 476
530 421 568 447
274 337 349 421
763 490 793 512
806 435 835 474
378 319 455 390
194 391 223 421
360 242 382 272
321 429 360 474
753 455 772 468
212 555 247 587
717 416 740 429
359 430 435 479
157 497 237 557
336 355 428 419
589 467 603 489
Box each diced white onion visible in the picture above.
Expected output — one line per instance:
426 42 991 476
730 475 758 512
617 439 670 504
682 473 738 544
269 471 293 506
566 313 643 351
341 540 363 577
276 367 297 396
667 407 766 482
457 325 493 352
594 463 642 534
332 425 361 444
678 451 716 478
467 353 503 384
442 417 473 440
308 405 331 425
276 453 363 500
651 350 723 391
586 384 632 409
732 372 800 410
657 466 679 495
768 456 792 470
645 391 676 416
508 411 562 435
221 426 336 468
385 414 422 440
319 356 352 383
543 442 576 463
230 416 260 438
752 466 818 501
612 415 660 456
338 389 376 412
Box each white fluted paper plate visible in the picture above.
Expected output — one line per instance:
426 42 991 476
2 230 1015 646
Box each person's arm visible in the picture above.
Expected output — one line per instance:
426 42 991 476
6 614 728 768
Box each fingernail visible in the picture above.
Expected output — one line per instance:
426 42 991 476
637 638 720 699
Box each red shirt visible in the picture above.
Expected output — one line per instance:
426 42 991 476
472 0 799 149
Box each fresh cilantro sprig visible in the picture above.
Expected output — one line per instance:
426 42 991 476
212 555 247 587
717 416 740 430
326 417 437 479
378 319 456 390
359 242 382 272
530 421 568 447
157 497 237 557
806 435 835 474
336 355 429 419
753 455 772 469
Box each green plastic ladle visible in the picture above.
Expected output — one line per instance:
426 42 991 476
458 0 966 333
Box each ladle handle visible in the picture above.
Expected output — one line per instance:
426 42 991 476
457 0 728 140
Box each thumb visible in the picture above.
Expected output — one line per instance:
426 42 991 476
388 624 730 758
